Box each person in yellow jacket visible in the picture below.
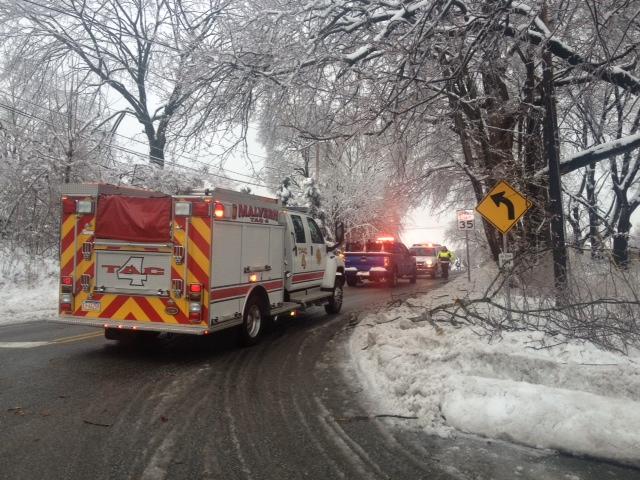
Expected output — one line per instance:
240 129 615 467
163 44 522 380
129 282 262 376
437 246 453 279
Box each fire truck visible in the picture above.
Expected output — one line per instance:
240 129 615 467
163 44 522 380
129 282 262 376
55 184 345 345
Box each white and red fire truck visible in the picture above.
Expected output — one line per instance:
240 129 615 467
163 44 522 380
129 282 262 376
55 184 345 345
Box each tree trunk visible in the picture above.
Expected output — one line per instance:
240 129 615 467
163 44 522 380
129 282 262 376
612 206 632 266
521 50 550 252
452 111 501 261
143 119 165 168
542 3 567 294
568 206 581 251
149 137 165 168
585 163 600 258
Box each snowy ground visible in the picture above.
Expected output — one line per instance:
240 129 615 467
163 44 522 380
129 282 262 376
0 254 58 325
349 268 640 468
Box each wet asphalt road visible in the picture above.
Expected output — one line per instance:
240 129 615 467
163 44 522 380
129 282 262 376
1 276 639 480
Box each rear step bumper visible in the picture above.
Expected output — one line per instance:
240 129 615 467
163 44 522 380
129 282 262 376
51 317 211 335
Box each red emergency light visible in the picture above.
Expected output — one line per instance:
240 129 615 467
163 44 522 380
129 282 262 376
61 276 73 293
213 202 225 219
376 236 394 242
188 283 202 301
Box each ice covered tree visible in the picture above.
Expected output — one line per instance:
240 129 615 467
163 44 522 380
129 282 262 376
1 0 257 168
275 177 294 206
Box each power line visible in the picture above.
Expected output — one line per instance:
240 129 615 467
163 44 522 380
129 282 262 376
11 0 274 167
0 82 269 181
0 101 275 189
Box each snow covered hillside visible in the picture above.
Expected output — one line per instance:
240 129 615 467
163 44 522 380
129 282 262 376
0 254 58 326
349 271 640 468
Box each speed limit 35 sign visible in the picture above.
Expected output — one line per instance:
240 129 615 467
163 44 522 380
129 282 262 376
457 209 475 230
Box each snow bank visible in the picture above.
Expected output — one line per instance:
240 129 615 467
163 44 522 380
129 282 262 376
0 253 58 325
349 272 640 467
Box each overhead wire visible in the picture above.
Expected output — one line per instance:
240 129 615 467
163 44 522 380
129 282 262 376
0 101 275 189
0 81 269 182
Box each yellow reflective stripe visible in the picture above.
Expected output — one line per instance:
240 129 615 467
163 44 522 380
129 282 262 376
61 216 75 238
190 217 211 245
188 240 209 274
61 248 75 271
147 297 180 324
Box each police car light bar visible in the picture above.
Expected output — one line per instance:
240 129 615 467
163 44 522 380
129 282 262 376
376 236 395 242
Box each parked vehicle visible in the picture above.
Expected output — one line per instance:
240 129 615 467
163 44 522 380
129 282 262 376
344 237 416 287
410 244 442 278
55 184 345 346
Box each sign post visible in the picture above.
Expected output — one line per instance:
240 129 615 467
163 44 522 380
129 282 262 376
475 180 532 324
502 234 512 323
457 209 475 282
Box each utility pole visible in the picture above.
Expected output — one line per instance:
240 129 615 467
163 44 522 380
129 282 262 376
315 143 320 180
542 2 567 295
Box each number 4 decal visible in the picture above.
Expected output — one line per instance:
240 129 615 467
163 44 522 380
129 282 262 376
117 256 147 286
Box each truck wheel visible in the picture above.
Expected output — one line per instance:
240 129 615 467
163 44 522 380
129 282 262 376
346 276 358 287
387 269 398 288
410 267 417 284
325 283 344 314
239 295 265 347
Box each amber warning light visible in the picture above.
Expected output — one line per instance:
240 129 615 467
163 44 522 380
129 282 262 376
214 202 225 219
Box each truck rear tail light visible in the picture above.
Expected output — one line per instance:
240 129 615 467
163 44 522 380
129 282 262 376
213 202 225 219
173 245 184 264
189 283 202 301
192 202 210 217
188 302 202 322
82 242 92 260
61 276 73 293
384 257 390 268
60 293 73 312
174 202 192 216
172 278 184 297
80 274 91 292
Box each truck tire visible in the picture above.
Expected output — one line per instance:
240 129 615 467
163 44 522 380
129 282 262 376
387 268 398 288
410 267 417 284
239 294 266 347
325 283 344 314
346 276 358 287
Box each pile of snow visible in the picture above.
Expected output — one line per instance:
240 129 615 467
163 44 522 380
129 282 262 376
0 252 58 326
349 271 640 467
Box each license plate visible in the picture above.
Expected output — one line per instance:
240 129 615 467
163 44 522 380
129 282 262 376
81 300 101 312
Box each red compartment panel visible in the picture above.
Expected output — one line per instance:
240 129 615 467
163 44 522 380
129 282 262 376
96 194 171 242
